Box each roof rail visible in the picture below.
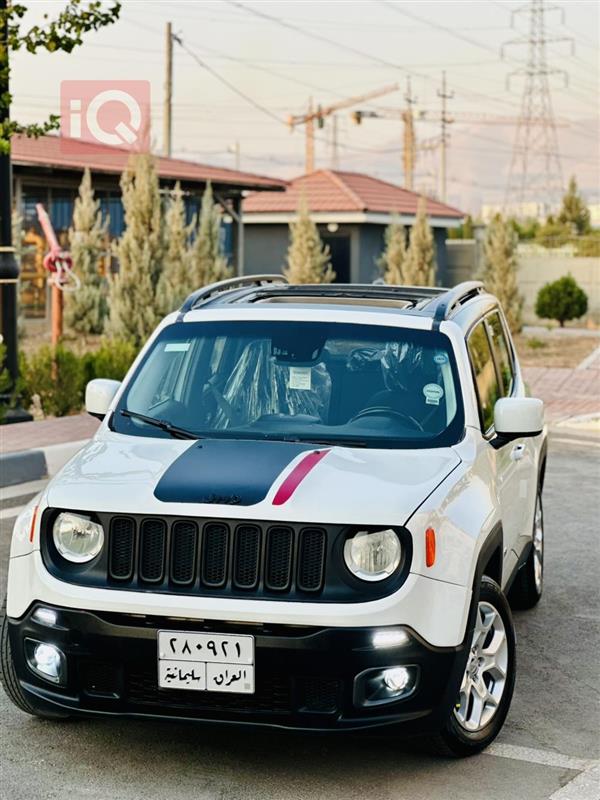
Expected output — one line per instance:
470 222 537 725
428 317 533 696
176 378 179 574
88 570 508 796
427 281 485 328
242 283 445 306
179 274 288 313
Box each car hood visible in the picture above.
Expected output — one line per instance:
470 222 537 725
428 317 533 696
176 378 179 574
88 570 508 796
47 431 462 527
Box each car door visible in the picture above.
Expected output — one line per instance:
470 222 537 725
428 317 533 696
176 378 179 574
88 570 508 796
486 310 537 557
467 318 520 581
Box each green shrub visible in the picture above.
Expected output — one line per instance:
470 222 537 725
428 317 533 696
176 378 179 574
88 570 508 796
535 275 588 327
21 344 85 417
82 338 137 385
575 233 600 257
526 337 547 350
0 343 13 422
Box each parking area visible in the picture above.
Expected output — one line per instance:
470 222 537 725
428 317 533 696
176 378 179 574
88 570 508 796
1 431 598 800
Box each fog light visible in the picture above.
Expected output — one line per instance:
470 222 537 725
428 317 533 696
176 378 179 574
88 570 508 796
383 666 410 693
372 629 409 649
32 607 58 627
25 639 66 685
354 664 418 708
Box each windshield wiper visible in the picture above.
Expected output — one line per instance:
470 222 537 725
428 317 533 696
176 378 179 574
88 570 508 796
120 409 200 440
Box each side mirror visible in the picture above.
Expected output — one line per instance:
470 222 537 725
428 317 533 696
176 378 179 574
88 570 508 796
493 397 544 442
85 379 121 420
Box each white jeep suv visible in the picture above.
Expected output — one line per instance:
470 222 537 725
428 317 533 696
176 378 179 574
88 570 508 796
1 276 547 757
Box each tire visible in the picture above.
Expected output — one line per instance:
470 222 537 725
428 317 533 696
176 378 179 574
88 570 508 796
509 489 544 610
428 576 517 757
0 600 70 720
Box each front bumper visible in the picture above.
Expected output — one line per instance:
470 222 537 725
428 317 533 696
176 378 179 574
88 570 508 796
8 604 469 734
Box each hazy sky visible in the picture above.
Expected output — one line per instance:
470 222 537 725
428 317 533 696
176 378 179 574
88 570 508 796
11 0 600 214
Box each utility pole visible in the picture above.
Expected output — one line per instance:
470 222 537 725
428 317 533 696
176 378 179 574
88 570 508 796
502 0 572 212
403 78 417 191
0 0 28 421
229 140 241 171
437 71 453 203
331 115 339 170
305 97 315 173
163 21 173 157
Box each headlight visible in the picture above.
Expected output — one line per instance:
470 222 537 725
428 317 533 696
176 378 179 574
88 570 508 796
343 529 401 581
53 512 104 563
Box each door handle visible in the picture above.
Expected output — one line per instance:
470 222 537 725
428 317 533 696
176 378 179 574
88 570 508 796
510 443 526 461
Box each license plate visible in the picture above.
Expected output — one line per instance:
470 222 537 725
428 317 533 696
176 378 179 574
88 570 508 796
157 631 255 694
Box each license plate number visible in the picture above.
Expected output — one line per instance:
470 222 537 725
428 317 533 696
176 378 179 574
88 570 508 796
157 631 255 694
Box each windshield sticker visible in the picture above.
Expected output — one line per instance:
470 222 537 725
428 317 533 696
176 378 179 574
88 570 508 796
434 352 448 365
289 366 312 391
165 342 190 352
423 383 444 406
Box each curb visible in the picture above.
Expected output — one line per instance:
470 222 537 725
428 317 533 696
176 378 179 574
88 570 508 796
0 439 90 489
0 450 47 488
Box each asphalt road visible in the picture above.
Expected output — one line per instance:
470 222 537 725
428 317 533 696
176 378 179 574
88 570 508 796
1 433 598 800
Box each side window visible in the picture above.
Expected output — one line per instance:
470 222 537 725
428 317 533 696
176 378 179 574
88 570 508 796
468 322 501 433
487 312 514 396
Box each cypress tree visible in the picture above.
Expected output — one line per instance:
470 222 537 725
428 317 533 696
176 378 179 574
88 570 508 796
108 154 166 348
159 182 195 311
284 195 335 284
480 214 523 333
378 215 407 284
65 168 109 335
190 182 231 287
403 196 436 286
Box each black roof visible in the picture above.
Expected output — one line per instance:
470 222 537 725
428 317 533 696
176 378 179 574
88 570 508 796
179 274 485 328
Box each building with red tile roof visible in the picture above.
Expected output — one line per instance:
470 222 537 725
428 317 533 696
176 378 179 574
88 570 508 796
11 135 285 321
242 170 464 284
12 134 287 193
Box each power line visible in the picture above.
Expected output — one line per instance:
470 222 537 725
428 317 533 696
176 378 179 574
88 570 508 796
503 0 569 209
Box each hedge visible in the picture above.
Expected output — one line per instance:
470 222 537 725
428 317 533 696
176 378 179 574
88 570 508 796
18 338 137 419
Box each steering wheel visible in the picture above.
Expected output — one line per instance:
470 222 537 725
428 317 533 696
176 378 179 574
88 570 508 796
349 406 424 432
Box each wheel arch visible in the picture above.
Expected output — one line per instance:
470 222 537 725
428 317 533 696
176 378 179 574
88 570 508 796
538 437 548 490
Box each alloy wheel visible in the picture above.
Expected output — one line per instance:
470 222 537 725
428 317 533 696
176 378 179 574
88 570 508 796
453 601 508 732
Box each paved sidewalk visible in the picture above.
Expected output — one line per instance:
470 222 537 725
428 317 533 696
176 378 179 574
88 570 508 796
0 413 100 455
523 366 600 423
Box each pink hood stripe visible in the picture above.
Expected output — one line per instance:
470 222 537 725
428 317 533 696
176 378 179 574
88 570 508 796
272 449 330 506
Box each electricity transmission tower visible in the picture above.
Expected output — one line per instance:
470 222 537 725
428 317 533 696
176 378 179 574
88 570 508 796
502 0 573 213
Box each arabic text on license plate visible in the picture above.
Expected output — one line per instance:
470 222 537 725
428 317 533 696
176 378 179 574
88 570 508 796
157 631 255 694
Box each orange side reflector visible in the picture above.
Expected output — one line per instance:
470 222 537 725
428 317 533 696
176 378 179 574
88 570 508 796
29 506 39 543
425 527 436 567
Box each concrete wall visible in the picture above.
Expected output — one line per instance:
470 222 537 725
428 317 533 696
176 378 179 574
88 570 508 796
518 250 600 325
244 221 452 286
445 239 600 326
244 224 289 275
357 224 385 283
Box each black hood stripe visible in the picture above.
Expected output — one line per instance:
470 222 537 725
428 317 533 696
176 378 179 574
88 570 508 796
154 439 314 506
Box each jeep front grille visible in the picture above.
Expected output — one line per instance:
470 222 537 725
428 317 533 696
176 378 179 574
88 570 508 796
106 516 326 596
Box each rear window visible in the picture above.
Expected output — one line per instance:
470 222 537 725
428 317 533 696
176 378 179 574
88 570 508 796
468 321 501 432
486 312 514 396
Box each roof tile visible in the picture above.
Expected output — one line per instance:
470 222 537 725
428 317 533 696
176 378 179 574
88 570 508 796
11 134 286 191
243 169 463 218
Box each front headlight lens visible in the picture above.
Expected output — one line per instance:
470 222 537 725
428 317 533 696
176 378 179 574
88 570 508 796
53 512 104 563
344 529 402 581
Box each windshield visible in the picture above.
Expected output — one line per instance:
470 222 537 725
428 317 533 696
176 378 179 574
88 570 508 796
112 320 464 448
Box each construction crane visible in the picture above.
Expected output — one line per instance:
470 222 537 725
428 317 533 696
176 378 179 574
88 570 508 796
288 83 400 174
352 105 569 197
